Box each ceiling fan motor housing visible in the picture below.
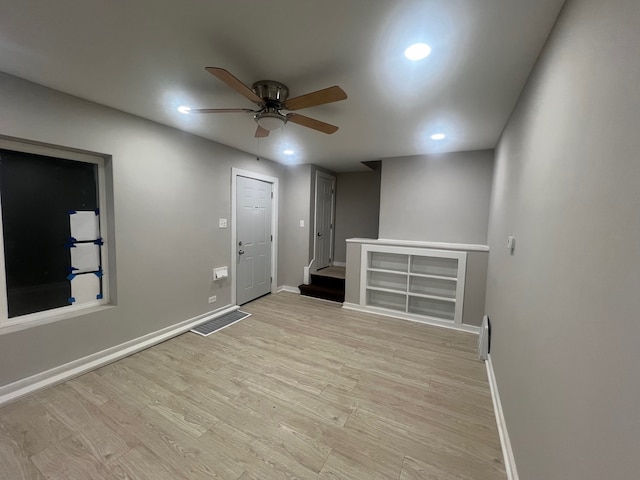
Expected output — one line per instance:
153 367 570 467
252 80 289 130
252 80 289 106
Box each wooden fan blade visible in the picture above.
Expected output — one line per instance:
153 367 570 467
205 67 264 105
189 108 255 113
287 113 339 134
284 86 347 111
255 125 270 138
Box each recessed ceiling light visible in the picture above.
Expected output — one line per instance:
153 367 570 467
430 133 446 140
404 43 432 61
283 149 295 155
177 105 191 114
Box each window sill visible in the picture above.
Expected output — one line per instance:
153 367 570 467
0 303 115 335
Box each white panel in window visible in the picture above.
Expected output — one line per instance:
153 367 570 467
69 210 99 241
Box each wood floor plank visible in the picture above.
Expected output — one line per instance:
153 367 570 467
185 383 332 473
30 435 116 480
99 395 243 480
106 444 187 480
399 455 465 480
200 420 324 480
0 395 71 457
0 419 45 480
0 292 505 480
34 384 133 464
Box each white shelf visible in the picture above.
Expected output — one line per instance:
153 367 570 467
367 267 409 275
407 292 456 303
408 272 458 281
360 244 466 325
366 286 408 295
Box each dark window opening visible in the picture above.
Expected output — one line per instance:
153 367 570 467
0 148 99 318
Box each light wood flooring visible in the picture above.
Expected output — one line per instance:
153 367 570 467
315 266 346 279
0 292 506 480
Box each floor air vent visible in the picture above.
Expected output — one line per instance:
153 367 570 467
190 310 251 336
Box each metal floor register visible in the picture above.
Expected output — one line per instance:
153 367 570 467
190 310 251 336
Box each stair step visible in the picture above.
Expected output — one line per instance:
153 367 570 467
299 283 345 303
310 273 345 289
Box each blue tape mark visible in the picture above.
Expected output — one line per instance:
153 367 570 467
94 270 104 278
67 267 79 273
68 297 76 304
68 210 77 215
95 208 100 216
93 238 104 246
96 293 103 300
67 273 76 281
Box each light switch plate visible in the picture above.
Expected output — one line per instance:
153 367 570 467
299 220 304 227
219 218 227 228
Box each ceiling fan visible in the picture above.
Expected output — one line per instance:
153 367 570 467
187 67 347 138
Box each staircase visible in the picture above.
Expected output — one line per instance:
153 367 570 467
299 266 345 303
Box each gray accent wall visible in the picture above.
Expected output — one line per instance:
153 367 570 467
0 73 287 388
334 170 381 263
379 150 494 244
486 0 640 478
280 164 312 287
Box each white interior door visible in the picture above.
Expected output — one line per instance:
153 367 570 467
236 176 272 305
315 172 335 270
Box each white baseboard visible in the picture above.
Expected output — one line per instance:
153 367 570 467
0 304 239 407
341 303 480 334
277 285 301 294
332 261 346 267
486 354 519 480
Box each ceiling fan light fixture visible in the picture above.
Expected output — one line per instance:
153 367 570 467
430 133 446 140
177 105 191 114
405 43 432 61
283 149 295 155
254 110 287 131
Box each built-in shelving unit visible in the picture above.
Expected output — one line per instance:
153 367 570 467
360 244 467 325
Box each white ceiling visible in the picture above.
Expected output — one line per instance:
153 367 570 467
0 0 565 171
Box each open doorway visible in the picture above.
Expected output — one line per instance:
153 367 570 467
314 171 336 271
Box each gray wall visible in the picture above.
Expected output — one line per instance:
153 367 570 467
334 170 381 263
379 150 494 244
0 73 288 387
486 0 640 478
280 164 312 287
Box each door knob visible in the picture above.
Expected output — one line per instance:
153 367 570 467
317 232 322 236
238 249 245 255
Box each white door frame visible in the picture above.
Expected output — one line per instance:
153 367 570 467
313 171 336 271
231 168 279 305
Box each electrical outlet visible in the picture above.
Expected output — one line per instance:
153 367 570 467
208 295 217 304
219 218 227 228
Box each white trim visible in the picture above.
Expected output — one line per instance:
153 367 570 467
0 304 114 336
332 261 346 267
346 237 489 252
0 304 239 407
341 303 480 334
231 168 279 305
277 285 301 294
486 354 519 480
